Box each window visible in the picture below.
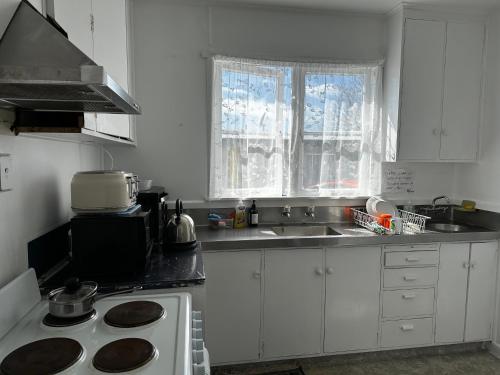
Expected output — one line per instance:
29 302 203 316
209 56 382 199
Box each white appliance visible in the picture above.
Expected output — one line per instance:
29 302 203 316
0 269 209 375
71 171 138 212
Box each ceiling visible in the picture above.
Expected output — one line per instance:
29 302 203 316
213 0 499 14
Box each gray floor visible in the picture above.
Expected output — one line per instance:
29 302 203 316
213 348 500 375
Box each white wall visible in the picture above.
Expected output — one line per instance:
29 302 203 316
0 128 102 287
110 0 458 206
453 12 500 212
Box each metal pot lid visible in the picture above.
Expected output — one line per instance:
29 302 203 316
48 278 98 304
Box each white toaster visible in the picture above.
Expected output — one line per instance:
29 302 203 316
71 171 138 212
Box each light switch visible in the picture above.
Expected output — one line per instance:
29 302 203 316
0 155 12 191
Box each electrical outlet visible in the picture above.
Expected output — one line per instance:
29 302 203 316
0 155 12 191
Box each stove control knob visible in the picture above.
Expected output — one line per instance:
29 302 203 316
192 338 204 351
192 319 203 330
193 328 203 340
192 349 204 364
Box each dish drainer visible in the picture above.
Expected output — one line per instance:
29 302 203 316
351 208 430 235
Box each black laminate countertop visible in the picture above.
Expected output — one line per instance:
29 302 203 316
39 244 205 294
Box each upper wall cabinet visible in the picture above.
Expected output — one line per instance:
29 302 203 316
47 0 133 140
385 9 485 162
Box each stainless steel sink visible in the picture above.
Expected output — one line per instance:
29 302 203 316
427 223 477 233
271 225 342 237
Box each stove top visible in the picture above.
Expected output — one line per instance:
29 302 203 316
0 293 192 375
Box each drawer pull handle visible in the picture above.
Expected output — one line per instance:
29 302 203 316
406 257 420 262
402 294 416 299
400 324 414 331
403 275 417 281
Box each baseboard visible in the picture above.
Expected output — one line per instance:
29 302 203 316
488 342 500 358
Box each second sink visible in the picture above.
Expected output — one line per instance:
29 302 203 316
272 225 342 237
427 222 488 233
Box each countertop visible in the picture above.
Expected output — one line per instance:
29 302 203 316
197 223 500 251
39 244 205 294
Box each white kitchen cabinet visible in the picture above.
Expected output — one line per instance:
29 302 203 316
435 243 469 343
440 22 484 160
435 241 497 343
398 18 445 161
92 0 131 139
324 246 381 352
387 10 486 162
49 0 97 132
263 249 324 358
204 251 262 364
465 242 497 341
48 0 132 139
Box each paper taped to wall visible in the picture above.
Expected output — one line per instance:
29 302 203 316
382 164 415 194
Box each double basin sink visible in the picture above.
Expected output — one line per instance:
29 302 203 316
270 222 488 237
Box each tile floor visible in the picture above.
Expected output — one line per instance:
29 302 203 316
212 346 500 375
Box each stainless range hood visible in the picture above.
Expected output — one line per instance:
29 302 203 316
0 1 141 115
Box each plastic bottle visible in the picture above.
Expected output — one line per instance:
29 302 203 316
234 199 247 229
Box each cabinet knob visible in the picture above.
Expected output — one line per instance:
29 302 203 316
405 257 420 263
432 129 439 136
441 128 448 136
252 271 261 279
470 261 477 269
326 267 334 275
463 262 469 269
315 268 324 276
403 275 417 281
402 293 416 300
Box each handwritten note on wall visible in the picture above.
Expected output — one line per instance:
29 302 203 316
382 165 415 194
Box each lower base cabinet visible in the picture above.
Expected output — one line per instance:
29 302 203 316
324 246 381 352
204 240 498 365
204 251 262 364
435 241 497 343
262 249 324 358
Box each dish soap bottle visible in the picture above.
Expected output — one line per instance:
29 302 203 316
249 200 259 227
234 199 247 229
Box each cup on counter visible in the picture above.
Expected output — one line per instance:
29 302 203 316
390 217 403 234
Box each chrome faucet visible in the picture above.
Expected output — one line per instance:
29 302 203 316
281 205 292 218
432 195 450 208
305 206 315 219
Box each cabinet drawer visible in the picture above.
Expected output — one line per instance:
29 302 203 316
383 288 434 318
381 318 434 348
384 244 439 252
384 251 439 267
384 267 438 288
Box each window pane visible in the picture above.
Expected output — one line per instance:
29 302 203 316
217 64 292 197
302 72 364 191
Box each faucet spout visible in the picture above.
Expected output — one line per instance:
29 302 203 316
432 195 450 208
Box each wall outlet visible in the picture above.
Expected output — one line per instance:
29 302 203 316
0 155 12 191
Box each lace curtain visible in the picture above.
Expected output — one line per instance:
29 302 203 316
209 55 383 199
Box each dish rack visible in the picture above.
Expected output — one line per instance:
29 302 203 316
351 208 430 235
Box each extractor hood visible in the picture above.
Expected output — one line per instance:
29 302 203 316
0 1 141 115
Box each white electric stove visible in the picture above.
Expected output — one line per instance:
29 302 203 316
0 269 209 375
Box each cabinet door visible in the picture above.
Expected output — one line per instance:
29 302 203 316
51 0 93 58
324 246 381 352
204 251 262 364
465 242 497 341
440 22 484 160
92 0 131 139
435 243 469 343
50 0 97 131
263 249 324 358
398 19 446 160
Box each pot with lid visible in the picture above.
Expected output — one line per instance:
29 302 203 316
163 199 197 251
48 278 141 319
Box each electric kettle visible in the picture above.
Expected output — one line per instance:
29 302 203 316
163 199 197 251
